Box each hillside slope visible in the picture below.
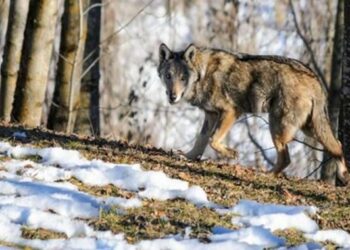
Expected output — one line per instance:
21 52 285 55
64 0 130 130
0 124 349 249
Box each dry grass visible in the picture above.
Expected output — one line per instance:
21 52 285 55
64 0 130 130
22 227 67 240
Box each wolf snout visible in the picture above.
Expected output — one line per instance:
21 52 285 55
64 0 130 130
169 93 178 104
167 90 178 104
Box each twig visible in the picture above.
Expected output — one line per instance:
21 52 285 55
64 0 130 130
100 0 154 45
288 0 328 92
245 119 275 166
254 146 275 154
304 157 331 179
83 2 106 16
80 0 154 80
292 138 324 152
80 55 100 80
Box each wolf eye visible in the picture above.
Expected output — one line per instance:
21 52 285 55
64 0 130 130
181 76 186 81
166 73 171 79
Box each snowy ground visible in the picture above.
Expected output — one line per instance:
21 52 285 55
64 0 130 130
0 137 349 249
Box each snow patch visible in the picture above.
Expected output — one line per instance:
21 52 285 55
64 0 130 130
216 199 318 216
210 226 285 248
305 229 350 248
218 200 318 233
0 143 209 206
232 212 318 233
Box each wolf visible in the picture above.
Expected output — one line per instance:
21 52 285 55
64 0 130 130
157 43 349 184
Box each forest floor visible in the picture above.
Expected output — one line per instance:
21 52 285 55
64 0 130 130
0 123 349 249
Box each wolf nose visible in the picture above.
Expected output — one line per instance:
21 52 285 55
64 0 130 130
169 93 177 103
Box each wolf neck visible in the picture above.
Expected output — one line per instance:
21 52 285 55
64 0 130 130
184 51 210 104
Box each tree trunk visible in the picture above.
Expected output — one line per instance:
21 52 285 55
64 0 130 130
0 0 9 59
0 0 29 122
13 1 59 127
328 0 344 136
41 0 64 126
0 0 9 97
342 0 350 167
321 0 344 184
74 0 101 136
48 0 89 133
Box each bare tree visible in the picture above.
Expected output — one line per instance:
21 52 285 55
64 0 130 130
40 0 64 126
14 0 59 127
321 0 344 183
0 1 30 122
328 0 344 136
75 0 101 136
342 0 350 166
48 0 89 133
0 0 9 101
0 0 9 60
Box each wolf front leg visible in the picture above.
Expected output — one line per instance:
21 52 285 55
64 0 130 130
185 111 218 160
210 109 239 159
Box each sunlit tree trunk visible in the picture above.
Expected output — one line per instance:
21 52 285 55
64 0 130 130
99 1 119 138
15 0 59 127
0 0 9 61
0 0 9 105
48 0 89 133
0 0 29 122
342 0 350 166
75 0 101 136
321 0 344 183
41 0 64 126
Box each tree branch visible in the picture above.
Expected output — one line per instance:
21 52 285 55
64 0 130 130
245 119 275 166
288 0 329 92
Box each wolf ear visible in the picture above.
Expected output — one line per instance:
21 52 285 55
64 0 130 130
159 43 172 63
183 44 197 63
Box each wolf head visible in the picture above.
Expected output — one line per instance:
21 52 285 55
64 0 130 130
157 43 198 104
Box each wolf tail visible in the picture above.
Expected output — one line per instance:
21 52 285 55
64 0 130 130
311 98 348 184
311 98 342 157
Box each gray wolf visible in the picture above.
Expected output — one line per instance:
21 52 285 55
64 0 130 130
157 43 349 184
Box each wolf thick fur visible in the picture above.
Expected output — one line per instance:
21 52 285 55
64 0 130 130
157 43 349 184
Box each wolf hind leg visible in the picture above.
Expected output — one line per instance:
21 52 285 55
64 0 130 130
270 122 298 175
210 109 239 159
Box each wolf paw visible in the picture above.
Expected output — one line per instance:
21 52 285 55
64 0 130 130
338 170 350 186
171 150 188 161
216 147 238 160
225 147 239 159
172 150 200 161
185 152 202 161
210 141 238 160
270 170 288 179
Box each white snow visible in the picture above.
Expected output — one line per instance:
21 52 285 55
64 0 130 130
210 226 285 248
217 200 319 233
136 237 258 250
0 179 141 218
216 199 318 216
0 140 349 249
305 229 350 248
0 142 209 206
232 212 319 233
0 204 91 237
139 185 210 206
